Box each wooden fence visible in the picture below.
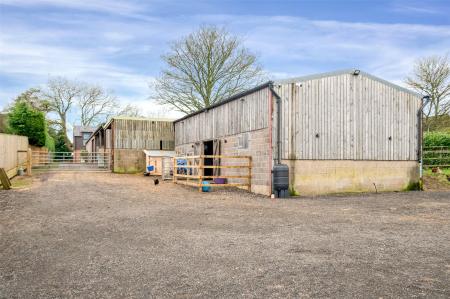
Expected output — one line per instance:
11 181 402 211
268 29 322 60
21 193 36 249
423 146 450 169
0 133 30 179
173 155 252 192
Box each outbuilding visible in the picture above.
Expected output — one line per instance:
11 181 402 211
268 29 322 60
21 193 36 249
86 116 175 173
143 149 175 179
174 69 422 196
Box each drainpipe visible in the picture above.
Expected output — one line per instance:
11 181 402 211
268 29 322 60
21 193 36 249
419 96 429 189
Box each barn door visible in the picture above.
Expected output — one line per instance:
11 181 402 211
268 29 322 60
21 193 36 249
213 139 221 176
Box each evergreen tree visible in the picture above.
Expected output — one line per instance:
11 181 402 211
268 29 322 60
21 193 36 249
8 102 47 147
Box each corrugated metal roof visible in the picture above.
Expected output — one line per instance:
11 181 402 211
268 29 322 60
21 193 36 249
275 69 422 97
174 69 422 124
143 150 176 157
85 124 104 144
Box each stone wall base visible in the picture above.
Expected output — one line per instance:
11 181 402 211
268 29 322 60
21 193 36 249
113 149 146 173
283 160 419 196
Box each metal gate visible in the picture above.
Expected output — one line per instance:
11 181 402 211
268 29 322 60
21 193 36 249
31 152 111 172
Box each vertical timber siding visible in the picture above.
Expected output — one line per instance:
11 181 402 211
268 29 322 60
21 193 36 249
0 133 29 179
274 73 421 161
113 119 174 150
175 87 270 145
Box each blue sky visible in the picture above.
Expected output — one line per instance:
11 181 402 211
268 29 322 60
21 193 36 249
1 0 449 123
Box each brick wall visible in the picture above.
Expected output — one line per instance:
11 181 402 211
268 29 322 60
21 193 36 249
113 149 146 173
175 128 272 195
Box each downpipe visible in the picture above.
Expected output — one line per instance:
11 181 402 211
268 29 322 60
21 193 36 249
419 96 429 190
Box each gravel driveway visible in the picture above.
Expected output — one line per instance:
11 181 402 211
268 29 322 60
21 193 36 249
1 172 449 298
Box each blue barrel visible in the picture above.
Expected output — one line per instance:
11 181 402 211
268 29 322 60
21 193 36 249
202 181 211 192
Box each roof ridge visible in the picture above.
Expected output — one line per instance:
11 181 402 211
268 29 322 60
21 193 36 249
274 68 422 97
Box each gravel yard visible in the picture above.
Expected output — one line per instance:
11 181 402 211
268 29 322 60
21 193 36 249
1 172 449 298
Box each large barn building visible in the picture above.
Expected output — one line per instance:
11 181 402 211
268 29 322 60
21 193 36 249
174 69 423 196
86 116 175 173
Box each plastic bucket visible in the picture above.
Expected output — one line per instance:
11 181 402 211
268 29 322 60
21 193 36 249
202 181 211 192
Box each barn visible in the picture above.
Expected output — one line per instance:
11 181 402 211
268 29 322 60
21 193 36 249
86 116 175 173
174 69 423 196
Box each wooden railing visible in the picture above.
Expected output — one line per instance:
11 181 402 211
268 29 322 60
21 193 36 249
423 146 450 169
173 155 252 192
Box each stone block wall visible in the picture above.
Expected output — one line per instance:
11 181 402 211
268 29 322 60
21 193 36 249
113 149 146 173
175 128 272 195
284 160 420 196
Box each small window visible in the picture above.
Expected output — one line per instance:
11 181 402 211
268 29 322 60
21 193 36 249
238 133 249 149
82 132 91 145
160 140 163 150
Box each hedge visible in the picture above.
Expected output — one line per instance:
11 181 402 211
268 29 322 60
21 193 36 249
423 132 450 167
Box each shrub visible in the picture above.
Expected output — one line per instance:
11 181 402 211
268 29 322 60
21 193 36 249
8 102 47 147
423 131 450 148
49 128 71 152
45 132 55 152
423 132 450 167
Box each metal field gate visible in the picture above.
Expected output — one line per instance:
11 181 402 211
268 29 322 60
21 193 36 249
31 152 111 172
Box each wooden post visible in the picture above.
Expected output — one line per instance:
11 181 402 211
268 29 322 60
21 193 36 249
26 148 32 176
198 155 203 192
173 157 177 184
0 168 12 190
247 156 252 192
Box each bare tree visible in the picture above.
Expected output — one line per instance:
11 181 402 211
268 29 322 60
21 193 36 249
116 104 143 117
406 54 450 131
154 26 264 114
41 77 81 149
78 85 118 126
146 106 171 119
10 88 51 113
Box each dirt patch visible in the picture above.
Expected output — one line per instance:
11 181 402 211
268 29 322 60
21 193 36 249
423 173 450 191
1 172 449 298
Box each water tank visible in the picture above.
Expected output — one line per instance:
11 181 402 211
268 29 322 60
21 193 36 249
273 164 289 198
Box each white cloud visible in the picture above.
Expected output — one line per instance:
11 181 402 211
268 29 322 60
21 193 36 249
1 9 449 119
0 0 143 15
391 4 442 15
212 15 450 86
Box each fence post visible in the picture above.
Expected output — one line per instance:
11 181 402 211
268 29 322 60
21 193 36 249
248 156 252 192
198 155 203 192
173 157 177 184
26 148 32 176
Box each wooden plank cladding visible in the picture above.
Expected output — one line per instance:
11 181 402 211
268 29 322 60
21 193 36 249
175 87 270 145
0 133 29 179
273 71 421 161
113 118 174 150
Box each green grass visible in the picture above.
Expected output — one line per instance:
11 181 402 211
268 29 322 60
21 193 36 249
289 186 300 196
403 181 421 191
423 168 450 189
424 168 450 176
11 176 33 189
